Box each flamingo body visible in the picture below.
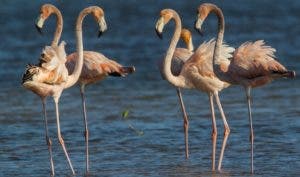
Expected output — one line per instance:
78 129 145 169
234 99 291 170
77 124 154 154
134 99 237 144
170 48 193 76
159 28 194 78
22 42 67 97
66 51 134 85
34 4 134 174
158 28 194 159
155 9 234 170
181 39 233 92
227 40 295 87
195 3 296 173
23 5 108 175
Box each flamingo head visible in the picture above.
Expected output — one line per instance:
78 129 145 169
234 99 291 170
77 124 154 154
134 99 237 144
35 4 57 34
155 9 174 39
195 3 216 35
90 6 107 38
180 28 194 52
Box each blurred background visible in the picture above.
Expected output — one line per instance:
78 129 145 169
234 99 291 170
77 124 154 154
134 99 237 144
0 0 299 176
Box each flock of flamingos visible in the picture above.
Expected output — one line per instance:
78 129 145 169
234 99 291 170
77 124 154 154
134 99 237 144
21 3 296 176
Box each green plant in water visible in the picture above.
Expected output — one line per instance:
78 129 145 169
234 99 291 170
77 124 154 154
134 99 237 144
121 109 144 136
122 109 130 119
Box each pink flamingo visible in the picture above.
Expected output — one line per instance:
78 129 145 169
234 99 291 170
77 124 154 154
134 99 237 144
155 9 235 170
195 3 296 173
35 4 135 174
22 6 107 175
158 28 194 159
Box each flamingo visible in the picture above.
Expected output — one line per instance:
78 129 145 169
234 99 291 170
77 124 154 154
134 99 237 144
158 28 194 159
195 3 296 173
22 6 108 175
155 9 235 170
35 4 135 174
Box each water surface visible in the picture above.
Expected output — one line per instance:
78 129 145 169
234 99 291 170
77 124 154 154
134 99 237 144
0 0 299 176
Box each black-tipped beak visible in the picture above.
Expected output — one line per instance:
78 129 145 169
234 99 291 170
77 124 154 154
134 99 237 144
98 30 103 38
197 29 204 36
155 29 163 39
194 20 204 36
35 24 43 35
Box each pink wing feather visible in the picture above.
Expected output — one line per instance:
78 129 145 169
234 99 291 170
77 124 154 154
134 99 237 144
232 40 287 80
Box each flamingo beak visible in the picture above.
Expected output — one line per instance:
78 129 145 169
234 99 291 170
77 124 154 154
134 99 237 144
98 16 107 38
35 16 44 35
35 24 42 34
155 17 164 39
98 31 103 38
155 29 163 39
194 18 204 36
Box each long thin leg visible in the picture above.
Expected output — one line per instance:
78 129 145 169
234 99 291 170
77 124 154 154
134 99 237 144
42 98 55 176
246 87 254 174
80 84 89 174
209 93 217 171
53 96 75 175
176 88 189 159
214 92 230 171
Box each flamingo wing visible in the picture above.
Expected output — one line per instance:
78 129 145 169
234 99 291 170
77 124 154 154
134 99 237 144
171 48 193 76
231 40 287 80
182 39 234 91
158 48 193 79
22 64 66 85
67 51 134 84
184 39 234 78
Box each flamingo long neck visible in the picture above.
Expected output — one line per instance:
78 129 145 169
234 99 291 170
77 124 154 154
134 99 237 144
210 6 228 73
163 11 187 88
187 37 194 52
50 6 63 47
64 8 92 89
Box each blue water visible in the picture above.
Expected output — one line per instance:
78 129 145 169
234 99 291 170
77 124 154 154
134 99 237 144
0 0 299 176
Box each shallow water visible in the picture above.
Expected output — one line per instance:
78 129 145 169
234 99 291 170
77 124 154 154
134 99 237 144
0 0 299 176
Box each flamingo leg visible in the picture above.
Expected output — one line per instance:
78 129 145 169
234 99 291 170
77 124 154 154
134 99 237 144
214 92 230 171
209 93 217 171
42 99 55 176
246 87 254 174
53 96 75 175
176 88 189 159
80 84 89 174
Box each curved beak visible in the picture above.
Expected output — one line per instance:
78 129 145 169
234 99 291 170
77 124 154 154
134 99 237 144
35 24 42 34
194 18 204 36
98 16 107 38
155 17 164 39
35 15 45 35
98 31 103 38
155 28 163 39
